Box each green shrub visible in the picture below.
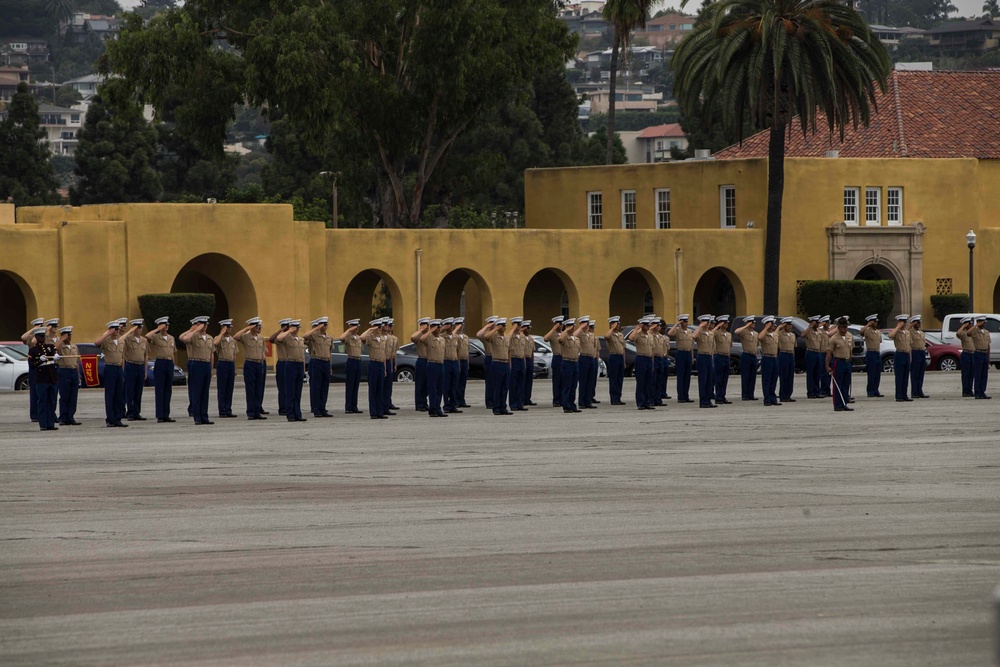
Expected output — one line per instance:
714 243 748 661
138 293 216 349
799 280 894 324
930 294 969 321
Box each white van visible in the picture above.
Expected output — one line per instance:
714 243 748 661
939 313 1000 365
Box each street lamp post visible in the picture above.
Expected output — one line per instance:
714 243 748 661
967 229 976 312
319 171 340 229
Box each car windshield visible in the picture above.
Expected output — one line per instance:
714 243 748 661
0 345 28 360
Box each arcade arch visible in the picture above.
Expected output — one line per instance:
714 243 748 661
0 271 35 340
523 268 578 324
343 269 403 325
692 267 746 317
433 268 492 325
170 253 258 327
609 268 663 323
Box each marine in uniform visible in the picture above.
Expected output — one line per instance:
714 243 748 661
758 316 780 406
956 317 975 397
269 319 291 415
803 316 823 398
411 318 430 411
972 314 992 399
819 316 834 397
21 318 46 421
509 317 527 411
484 318 513 415
234 317 267 420
694 315 717 408
214 319 238 418
669 315 694 403
734 316 759 400
908 315 929 399
826 317 854 411
776 317 797 403
577 317 597 409
627 317 653 410
888 314 912 402
421 319 448 417
442 318 462 413
605 316 626 405
384 319 400 411
181 316 215 424
339 319 364 413
96 320 128 427
522 321 536 407
145 317 177 422
28 328 59 431
860 314 885 398
652 318 670 403
361 319 388 418
276 319 307 421
713 315 733 404
304 317 334 417
543 316 564 407
558 318 581 412
455 318 472 408
122 319 148 421
55 326 81 426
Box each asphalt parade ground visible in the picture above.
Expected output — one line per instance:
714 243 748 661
1 372 998 666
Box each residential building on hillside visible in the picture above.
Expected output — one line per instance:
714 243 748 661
634 13 696 49
637 123 688 162
63 74 105 102
0 38 50 66
0 66 31 102
587 88 659 114
868 24 926 49
62 12 121 42
925 17 998 52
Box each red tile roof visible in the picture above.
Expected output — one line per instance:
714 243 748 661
637 123 686 139
714 70 1000 160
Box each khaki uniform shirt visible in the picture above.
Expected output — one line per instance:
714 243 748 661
342 332 363 358
957 329 975 352
366 333 386 362
549 334 562 356
56 341 78 368
124 334 148 364
607 331 625 355
150 333 176 360
521 334 534 360
863 327 882 353
100 336 124 365
274 332 288 361
973 327 991 351
457 334 470 360
829 331 853 360
759 331 778 356
387 334 399 363
306 331 334 360
632 330 652 356
444 333 459 361
426 334 445 363
804 328 823 352
188 332 214 362
489 333 511 362
910 329 926 352
714 330 733 355
652 333 667 358
891 328 911 353
738 327 758 355
560 333 581 361
217 335 238 362
819 327 831 352
674 327 693 352
695 328 715 355
580 332 598 358
240 333 266 361
414 334 428 359
777 330 796 353
282 334 306 363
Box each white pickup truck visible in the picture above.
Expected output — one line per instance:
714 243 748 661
939 313 1000 366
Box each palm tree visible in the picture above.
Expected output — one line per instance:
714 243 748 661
984 0 1000 16
44 0 73 26
673 0 891 313
602 0 654 164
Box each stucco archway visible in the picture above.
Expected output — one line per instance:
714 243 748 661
609 268 663 324
343 269 404 326
170 253 258 331
523 268 579 325
854 260 905 316
827 222 923 315
0 271 36 340
693 267 746 318
433 268 493 326
993 276 1000 313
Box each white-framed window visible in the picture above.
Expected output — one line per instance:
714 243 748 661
719 185 736 228
621 190 637 229
865 187 881 226
655 188 671 229
587 191 602 229
887 187 903 226
843 187 859 226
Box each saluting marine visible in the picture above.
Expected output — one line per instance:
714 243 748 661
734 316 759 401
421 319 447 418
577 317 597 409
305 316 334 418
276 320 307 421
484 318 513 415
411 318 430 412
521 320 536 407
509 317 527 411
694 315 716 408
215 319 238 418
235 317 267 420
558 318 582 413
96 320 128 427
361 319 389 419
776 317 797 403
55 326 81 426
543 316 564 407
713 315 733 404
888 314 912 402
442 318 462 414
28 328 59 431
454 318 472 408
181 316 215 424
340 318 364 413
122 319 148 421
627 317 655 410
759 316 780 407
971 314 992 399
145 317 177 422
956 316 976 397
270 319 291 416
909 315 929 399
670 314 694 403
384 319 400 411
860 314 884 398
605 316 626 405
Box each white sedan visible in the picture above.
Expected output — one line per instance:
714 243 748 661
0 344 31 392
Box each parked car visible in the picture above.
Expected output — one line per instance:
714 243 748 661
939 313 1000 366
395 341 517 383
531 335 604 378
923 332 962 372
0 344 31 392
74 343 187 387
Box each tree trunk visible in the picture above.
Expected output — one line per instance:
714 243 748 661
605 35 620 165
763 124 785 314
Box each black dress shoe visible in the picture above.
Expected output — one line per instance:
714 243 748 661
220 414 237 418
975 395 992 399
45 426 59 430
459 404 472 408
874 394 885 398
447 409 463 414
278 411 286 416
592 400 601 404
261 410 270 415
416 407 428 412
782 398 796 403
115 422 129 427
525 401 537 406
135 416 148 421
516 407 529 411
896 398 913 402
962 393 974 397
679 399 695 404
389 405 400 410
371 415 387 419
385 411 397 416
202 420 215 425
438 412 448 417
164 418 176 423
699 404 717 408
563 408 581 413
429 412 439 417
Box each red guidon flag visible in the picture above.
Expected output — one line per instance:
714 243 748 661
81 355 100 388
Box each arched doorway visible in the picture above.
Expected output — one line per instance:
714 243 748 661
434 268 493 326
523 268 578 325
343 269 403 325
170 254 258 329
993 276 1000 313
854 262 903 315
609 268 663 324
0 271 36 340
693 267 745 317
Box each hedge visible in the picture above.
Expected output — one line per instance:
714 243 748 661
930 294 969 321
138 293 216 349
799 280 894 325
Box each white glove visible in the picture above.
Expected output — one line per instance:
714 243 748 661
39 355 47 362
53 353 61 360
